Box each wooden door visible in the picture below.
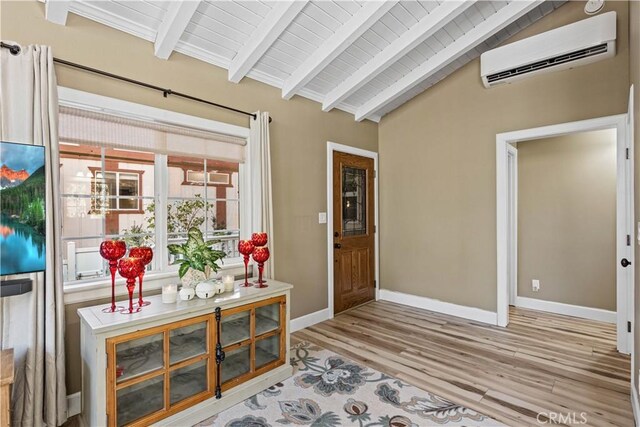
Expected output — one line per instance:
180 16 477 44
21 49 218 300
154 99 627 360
333 151 375 314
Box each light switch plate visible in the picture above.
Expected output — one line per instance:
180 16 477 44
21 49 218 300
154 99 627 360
318 212 327 224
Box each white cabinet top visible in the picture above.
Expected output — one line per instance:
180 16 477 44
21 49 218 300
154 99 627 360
78 280 292 335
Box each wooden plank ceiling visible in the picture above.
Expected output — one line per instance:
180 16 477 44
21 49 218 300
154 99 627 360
46 0 565 122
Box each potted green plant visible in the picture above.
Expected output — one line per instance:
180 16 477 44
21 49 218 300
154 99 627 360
167 227 226 292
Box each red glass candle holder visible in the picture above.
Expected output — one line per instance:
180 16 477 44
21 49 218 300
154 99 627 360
99 240 127 313
252 246 270 288
118 257 143 314
251 232 268 247
238 240 255 287
129 246 153 307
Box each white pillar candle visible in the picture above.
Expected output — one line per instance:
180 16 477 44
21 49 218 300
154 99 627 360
162 284 178 303
222 274 235 292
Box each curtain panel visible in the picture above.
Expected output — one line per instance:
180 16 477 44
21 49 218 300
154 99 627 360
249 112 274 279
0 44 67 426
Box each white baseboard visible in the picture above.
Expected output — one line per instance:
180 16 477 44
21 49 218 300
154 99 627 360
515 296 616 323
379 289 498 325
67 391 81 418
632 383 640 426
291 308 331 332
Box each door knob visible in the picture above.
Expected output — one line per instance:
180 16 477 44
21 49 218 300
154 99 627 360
621 258 632 267
334 243 341 249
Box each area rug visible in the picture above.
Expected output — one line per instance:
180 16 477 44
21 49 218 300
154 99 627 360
195 341 502 427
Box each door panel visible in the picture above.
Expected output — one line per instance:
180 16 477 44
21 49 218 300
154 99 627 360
333 151 375 314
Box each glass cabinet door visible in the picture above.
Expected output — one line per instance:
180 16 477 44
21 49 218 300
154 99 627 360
256 333 281 369
115 332 164 383
221 310 251 346
169 321 208 364
170 359 209 405
107 315 213 427
116 375 165 427
255 302 280 336
220 345 251 385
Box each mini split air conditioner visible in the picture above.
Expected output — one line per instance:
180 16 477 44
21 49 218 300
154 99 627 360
480 11 616 88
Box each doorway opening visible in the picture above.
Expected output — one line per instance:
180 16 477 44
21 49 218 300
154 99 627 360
496 113 634 354
326 142 379 318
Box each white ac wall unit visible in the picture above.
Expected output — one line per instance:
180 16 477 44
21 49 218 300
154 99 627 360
480 11 616 88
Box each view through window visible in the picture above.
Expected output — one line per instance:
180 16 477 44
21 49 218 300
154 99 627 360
60 143 242 284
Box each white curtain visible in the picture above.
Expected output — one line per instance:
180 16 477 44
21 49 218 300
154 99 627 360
249 112 275 278
0 45 67 426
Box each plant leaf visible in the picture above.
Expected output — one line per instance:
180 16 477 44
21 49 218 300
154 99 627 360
178 262 190 279
167 244 186 255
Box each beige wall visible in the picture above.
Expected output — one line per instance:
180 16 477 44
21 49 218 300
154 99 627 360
517 130 617 310
630 0 640 401
378 0 630 311
0 1 378 394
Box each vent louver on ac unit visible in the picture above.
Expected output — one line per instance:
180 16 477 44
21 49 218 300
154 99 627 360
481 12 616 88
486 43 609 85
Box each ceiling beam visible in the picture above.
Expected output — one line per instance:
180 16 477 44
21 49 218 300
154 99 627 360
45 0 70 25
154 1 201 60
281 0 398 100
229 1 307 83
355 0 542 121
322 1 476 112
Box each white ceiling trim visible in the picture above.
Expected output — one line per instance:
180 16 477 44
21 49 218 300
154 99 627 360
45 0 70 25
355 0 544 122
228 1 308 83
281 0 398 100
68 1 157 42
322 1 477 113
154 1 201 60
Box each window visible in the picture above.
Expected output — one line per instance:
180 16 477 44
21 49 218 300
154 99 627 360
58 105 248 287
91 169 144 212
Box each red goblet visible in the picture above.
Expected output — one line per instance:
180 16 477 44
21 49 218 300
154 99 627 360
238 240 255 287
129 246 153 307
118 257 144 314
251 232 268 247
252 246 270 288
99 240 127 313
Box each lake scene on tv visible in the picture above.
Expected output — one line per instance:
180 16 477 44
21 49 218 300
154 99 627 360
0 141 46 276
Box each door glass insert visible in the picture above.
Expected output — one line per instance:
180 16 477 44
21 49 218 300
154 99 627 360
255 333 280 369
221 344 250 384
169 321 207 365
255 302 280 336
115 333 164 383
116 374 164 426
170 359 208 405
221 310 250 346
342 166 366 236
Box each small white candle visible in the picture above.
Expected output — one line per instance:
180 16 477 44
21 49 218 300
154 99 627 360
222 274 235 292
162 284 178 303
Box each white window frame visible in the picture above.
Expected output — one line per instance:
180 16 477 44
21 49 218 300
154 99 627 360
59 87 252 304
93 169 142 212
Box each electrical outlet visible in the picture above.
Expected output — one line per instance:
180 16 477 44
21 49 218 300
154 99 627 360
532 279 540 292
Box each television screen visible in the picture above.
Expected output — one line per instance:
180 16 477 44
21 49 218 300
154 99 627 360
0 141 46 276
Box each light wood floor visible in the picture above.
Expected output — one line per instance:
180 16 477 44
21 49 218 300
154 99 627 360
293 301 633 427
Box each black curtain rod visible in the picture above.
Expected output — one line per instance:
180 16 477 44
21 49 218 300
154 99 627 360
1 41 271 123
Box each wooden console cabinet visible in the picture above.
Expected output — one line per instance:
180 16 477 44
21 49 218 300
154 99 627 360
78 280 292 427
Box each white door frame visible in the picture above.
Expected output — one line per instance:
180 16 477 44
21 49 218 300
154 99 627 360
507 144 518 306
496 114 633 354
326 142 379 319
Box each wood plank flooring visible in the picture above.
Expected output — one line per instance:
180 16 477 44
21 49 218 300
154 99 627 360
293 301 633 427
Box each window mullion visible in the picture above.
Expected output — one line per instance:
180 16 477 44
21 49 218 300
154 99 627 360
155 154 169 273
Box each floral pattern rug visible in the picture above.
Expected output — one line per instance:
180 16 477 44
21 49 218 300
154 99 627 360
195 342 501 427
